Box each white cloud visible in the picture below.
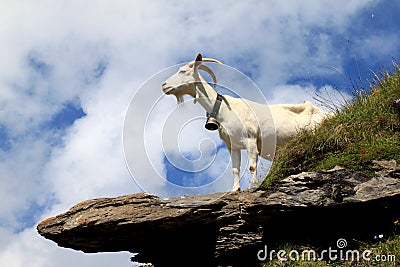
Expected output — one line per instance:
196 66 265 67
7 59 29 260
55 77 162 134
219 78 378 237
0 136 52 228
353 32 400 64
0 227 133 267
0 0 397 266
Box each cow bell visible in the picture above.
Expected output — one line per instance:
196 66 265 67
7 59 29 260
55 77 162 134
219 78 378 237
205 117 219 131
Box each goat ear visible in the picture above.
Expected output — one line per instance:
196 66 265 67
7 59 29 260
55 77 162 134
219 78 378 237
194 53 202 69
195 53 203 61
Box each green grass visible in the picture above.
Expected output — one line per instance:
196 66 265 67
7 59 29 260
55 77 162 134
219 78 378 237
261 66 400 190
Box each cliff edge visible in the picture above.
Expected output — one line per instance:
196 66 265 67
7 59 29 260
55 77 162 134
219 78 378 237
37 160 400 266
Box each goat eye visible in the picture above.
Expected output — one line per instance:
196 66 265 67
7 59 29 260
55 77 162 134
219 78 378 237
179 70 186 74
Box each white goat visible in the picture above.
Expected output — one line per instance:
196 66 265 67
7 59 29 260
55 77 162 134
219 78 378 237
162 54 327 191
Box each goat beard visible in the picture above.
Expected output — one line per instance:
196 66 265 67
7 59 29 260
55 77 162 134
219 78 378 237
176 95 184 105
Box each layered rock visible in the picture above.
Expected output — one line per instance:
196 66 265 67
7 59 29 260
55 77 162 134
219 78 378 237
37 160 400 266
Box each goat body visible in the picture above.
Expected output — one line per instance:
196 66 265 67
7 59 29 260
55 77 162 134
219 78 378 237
162 54 327 191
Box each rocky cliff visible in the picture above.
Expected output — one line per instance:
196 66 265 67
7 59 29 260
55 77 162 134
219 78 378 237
37 160 400 266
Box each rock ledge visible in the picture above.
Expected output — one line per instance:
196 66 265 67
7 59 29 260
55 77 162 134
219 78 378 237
37 160 400 266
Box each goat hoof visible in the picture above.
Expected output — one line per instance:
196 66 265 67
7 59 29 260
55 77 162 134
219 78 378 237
249 187 258 193
231 187 241 192
248 184 259 192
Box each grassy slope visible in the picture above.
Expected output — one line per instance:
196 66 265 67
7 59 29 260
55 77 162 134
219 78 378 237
261 67 400 189
260 67 400 266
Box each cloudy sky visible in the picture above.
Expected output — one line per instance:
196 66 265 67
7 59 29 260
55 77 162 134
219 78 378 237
0 0 399 266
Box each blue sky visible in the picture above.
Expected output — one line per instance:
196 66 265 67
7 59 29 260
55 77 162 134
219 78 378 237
0 1 399 266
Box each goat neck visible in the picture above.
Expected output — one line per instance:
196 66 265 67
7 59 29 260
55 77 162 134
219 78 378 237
193 75 220 115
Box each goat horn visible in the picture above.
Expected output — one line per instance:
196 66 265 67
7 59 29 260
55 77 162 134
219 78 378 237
188 57 222 68
202 58 223 65
198 64 218 88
